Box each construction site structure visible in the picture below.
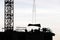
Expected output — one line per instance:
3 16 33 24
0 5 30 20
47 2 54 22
4 0 14 31
0 0 55 40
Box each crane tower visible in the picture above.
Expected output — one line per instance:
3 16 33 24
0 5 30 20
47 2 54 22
4 0 14 31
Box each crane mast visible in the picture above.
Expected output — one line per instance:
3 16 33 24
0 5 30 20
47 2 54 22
4 0 14 31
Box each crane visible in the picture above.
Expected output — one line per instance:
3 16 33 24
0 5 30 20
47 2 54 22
4 0 14 31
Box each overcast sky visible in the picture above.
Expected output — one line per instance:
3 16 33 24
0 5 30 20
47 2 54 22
0 0 60 40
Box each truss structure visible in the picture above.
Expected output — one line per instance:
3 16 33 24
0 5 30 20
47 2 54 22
4 0 14 31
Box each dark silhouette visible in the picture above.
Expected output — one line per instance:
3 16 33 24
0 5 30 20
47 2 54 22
0 26 55 40
3 0 55 40
26 29 55 40
28 24 41 27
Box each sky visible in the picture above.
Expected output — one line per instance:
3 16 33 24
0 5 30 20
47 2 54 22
0 0 60 40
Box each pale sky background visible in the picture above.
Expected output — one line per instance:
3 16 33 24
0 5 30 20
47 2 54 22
0 0 60 40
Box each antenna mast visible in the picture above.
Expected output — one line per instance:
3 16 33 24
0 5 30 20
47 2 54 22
28 0 41 27
4 0 14 31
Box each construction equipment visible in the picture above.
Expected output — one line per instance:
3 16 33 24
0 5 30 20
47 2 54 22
4 0 14 31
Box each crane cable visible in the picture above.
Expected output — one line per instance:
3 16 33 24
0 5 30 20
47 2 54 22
32 0 36 24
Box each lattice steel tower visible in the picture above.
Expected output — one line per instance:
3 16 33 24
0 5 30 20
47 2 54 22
4 0 14 31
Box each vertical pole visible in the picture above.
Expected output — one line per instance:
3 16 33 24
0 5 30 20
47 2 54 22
32 0 36 24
